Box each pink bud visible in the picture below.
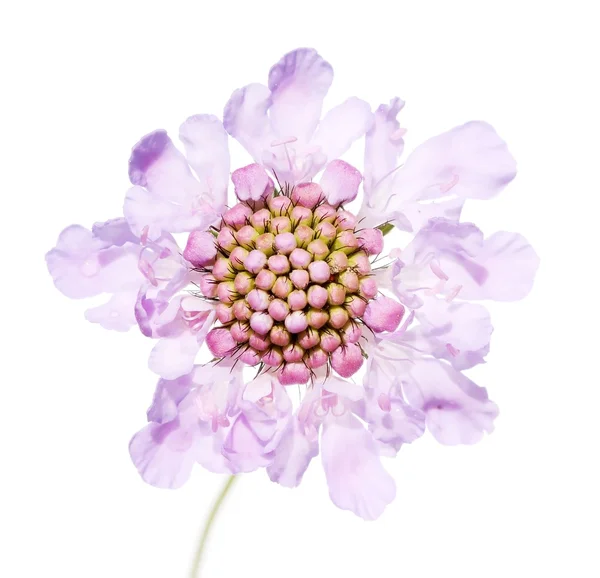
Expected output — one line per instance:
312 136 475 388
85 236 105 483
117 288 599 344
235 225 259 249
255 268 277 291
298 328 320 349
270 325 291 347
294 225 315 248
278 363 310 385
223 203 253 229
285 311 308 334
290 205 313 227
249 312 274 336
199 274 218 298
216 303 234 324
307 285 328 308
268 254 290 275
313 203 337 223
289 248 312 269
327 283 346 306
247 288 270 311
206 327 236 357
346 295 367 318
229 247 249 271
328 306 349 329
269 216 292 234
320 160 362 207
307 309 329 329
291 182 324 209
335 211 357 230
327 251 348 273
249 208 271 233
217 226 237 252
183 231 217 267
307 348 328 369
357 228 384 255
288 290 308 311
249 333 270 352
267 194 293 215
331 343 364 378
274 232 297 254
233 299 252 321
359 276 378 299
234 272 254 295
240 348 261 366
212 258 234 281
314 221 337 243
320 330 342 353
268 299 289 321
230 321 251 343
217 282 236 304
364 296 405 333
289 269 310 290
263 347 283 367
341 321 362 344
255 233 275 255
332 230 359 254
283 344 304 363
244 249 267 274
272 276 293 299
338 270 359 292
307 239 329 261
349 251 372 275
308 260 331 283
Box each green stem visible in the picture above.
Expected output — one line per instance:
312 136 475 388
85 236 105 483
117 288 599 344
189 475 238 578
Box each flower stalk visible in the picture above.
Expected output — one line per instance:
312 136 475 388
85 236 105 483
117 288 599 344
189 475 238 578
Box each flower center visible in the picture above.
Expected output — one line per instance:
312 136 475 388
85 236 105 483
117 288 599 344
204 188 377 385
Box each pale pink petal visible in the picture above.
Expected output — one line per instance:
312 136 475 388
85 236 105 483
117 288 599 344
363 98 405 195
148 331 201 379
321 413 396 520
319 160 362 207
84 290 138 331
268 48 333 144
267 419 319 487
183 231 217 267
129 421 196 489
178 114 230 212
311 97 373 161
223 83 274 161
403 358 499 445
222 414 272 473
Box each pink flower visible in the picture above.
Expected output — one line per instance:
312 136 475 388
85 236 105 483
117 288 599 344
46 47 538 520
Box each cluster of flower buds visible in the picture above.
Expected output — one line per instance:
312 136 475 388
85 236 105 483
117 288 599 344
190 182 384 385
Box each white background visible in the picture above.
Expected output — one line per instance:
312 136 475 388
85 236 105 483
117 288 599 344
2 1 599 577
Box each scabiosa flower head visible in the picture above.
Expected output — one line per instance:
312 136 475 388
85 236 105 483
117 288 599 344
46 47 539 520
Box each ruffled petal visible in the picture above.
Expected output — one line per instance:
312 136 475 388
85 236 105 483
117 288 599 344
222 414 273 473
267 419 319 487
321 413 396 520
231 163 274 202
360 121 515 230
84 290 138 331
402 358 498 445
395 219 539 302
363 97 405 195
407 300 493 370
148 331 201 379
178 114 230 212
129 421 196 489
223 83 274 161
267 48 333 144
311 97 373 162
124 130 220 238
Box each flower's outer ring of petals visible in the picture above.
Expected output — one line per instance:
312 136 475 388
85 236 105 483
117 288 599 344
268 48 333 145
